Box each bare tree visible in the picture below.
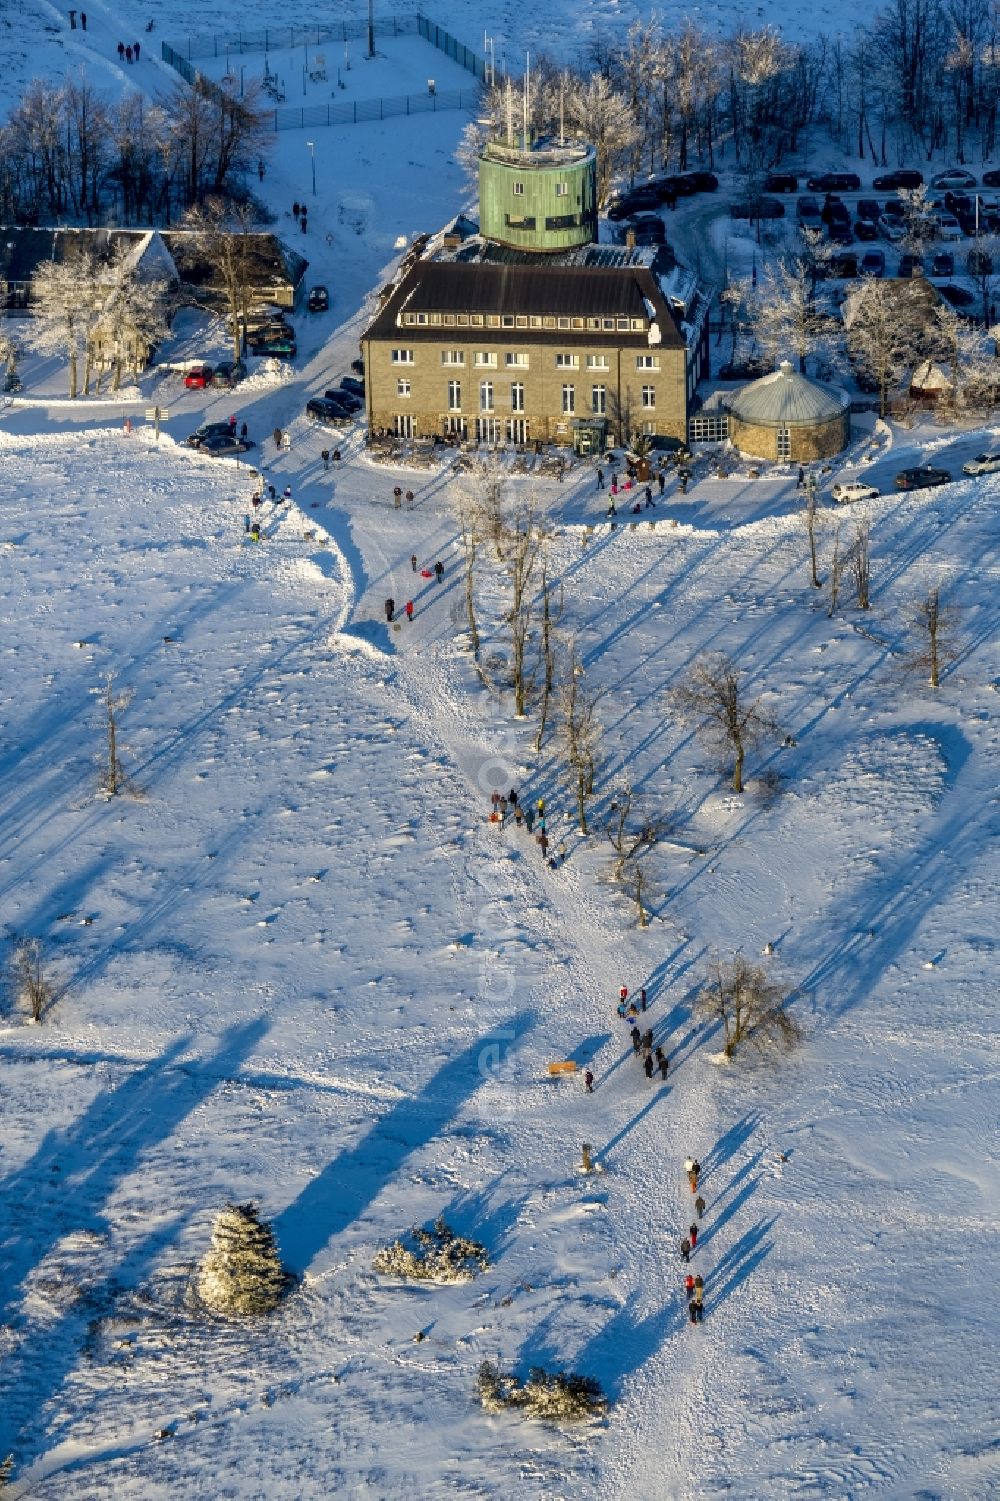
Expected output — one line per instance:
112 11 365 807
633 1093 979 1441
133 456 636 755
559 640 602 834
92 244 173 392
184 197 263 362
827 521 844 617
898 184 938 256
843 276 916 418
696 953 801 1058
851 512 872 610
10 936 51 1023
673 653 779 794
101 675 134 797
504 501 544 718
0 320 20 390
29 246 102 397
605 780 666 927
910 586 959 687
803 477 822 588
567 73 640 206
533 546 563 754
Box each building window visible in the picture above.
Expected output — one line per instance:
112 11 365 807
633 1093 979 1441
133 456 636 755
394 413 413 437
471 314 484 325
641 385 656 409
617 317 630 331
591 385 606 415
448 380 462 411
562 384 576 414
631 318 645 330
501 314 515 328
416 313 428 325
511 382 525 411
457 313 469 325
555 181 568 197
530 315 542 327
480 381 494 411
689 413 730 442
603 317 615 330
515 314 527 327
441 350 465 365
572 317 585 329
636 355 659 370
474 351 497 367
588 318 601 330
555 353 578 368
444 313 456 325
545 214 580 230
397 379 411 398
404 312 415 324
505 352 529 367
513 181 524 195
391 348 414 364
586 354 609 370
776 425 791 459
505 215 536 230
430 313 441 325
558 316 571 329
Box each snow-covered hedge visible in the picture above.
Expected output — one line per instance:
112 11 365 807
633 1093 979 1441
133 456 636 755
477 1359 607 1422
197 1202 287 1316
373 1217 489 1283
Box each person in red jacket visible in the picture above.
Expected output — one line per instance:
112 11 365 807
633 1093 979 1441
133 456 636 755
689 1222 698 1250
405 600 414 621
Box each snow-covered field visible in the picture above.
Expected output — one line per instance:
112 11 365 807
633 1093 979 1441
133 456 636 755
2 2 1000 1498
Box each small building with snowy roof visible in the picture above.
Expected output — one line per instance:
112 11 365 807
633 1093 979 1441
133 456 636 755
726 361 850 462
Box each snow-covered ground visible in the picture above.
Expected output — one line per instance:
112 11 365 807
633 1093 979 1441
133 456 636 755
2 2 1000 1499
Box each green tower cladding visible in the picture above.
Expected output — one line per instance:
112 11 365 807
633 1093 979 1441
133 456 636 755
478 138 598 253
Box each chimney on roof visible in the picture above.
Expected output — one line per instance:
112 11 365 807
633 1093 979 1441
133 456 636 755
625 227 636 249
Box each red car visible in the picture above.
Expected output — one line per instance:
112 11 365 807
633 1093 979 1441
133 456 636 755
184 364 214 389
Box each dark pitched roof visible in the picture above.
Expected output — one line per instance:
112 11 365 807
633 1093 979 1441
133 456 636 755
364 259 685 348
0 226 306 292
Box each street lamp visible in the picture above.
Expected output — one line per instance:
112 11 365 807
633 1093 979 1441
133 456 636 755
307 140 316 197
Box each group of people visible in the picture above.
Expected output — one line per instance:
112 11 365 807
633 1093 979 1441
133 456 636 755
410 555 444 584
384 598 414 623
488 790 566 867
392 487 415 509
292 202 309 234
682 1158 708 1324
616 985 669 1083
116 39 142 62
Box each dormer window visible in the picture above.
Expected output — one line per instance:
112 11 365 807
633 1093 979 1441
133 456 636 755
513 181 524 195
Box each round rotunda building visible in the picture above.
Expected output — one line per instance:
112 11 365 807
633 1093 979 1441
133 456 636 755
727 361 850 462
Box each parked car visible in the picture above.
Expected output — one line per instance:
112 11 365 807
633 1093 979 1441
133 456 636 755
307 285 329 312
212 359 247 387
829 221 854 245
983 168 1000 187
186 421 232 447
629 213 666 245
184 363 214 389
731 197 785 219
828 251 858 276
350 357 365 376
939 283 976 307
764 172 798 192
831 480 881 502
324 386 364 413
879 215 906 241
931 251 954 276
862 249 886 276
197 434 254 456
250 334 297 358
898 252 924 276
895 465 951 490
935 213 963 241
968 247 994 275
607 185 662 219
341 375 365 396
873 168 923 189
962 452 1000 474
882 199 906 220
855 219 879 241
718 357 772 380
932 167 977 189
797 194 821 219
807 171 861 191
679 170 719 192
306 396 350 426
856 197 882 221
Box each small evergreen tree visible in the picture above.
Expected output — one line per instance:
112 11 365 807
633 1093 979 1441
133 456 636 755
198 1202 286 1316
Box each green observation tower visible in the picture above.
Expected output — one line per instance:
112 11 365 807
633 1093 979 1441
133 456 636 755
478 137 598 253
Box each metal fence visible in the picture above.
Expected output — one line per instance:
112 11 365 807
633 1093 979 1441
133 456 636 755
269 88 481 130
416 15 485 81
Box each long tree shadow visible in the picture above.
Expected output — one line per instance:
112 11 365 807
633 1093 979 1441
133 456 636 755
558 1291 679 1402
704 1215 777 1308
703 1112 762 1179
273 1012 533 1274
0 1017 267 1463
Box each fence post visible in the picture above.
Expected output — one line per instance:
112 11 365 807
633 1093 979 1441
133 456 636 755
354 101 357 123
327 104 330 125
273 109 277 132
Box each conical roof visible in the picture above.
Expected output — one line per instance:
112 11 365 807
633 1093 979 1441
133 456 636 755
729 361 849 426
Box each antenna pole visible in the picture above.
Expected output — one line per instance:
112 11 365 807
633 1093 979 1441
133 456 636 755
524 53 529 149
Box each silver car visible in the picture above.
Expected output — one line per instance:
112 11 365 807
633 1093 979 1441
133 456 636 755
962 452 1000 474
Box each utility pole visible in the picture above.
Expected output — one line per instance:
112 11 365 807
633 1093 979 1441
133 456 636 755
367 0 374 58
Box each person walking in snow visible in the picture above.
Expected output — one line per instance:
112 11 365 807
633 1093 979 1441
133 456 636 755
684 1273 695 1300
273 427 283 453
267 484 276 501
250 520 260 542
410 553 418 572
405 489 414 508
596 466 605 490
641 1028 653 1055
643 1053 654 1080
393 486 402 508
630 1026 642 1054
125 44 133 63
240 422 249 442
117 40 125 58
133 38 140 59
680 1237 691 1264
81 11 87 28
695 1195 706 1220
688 1299 702 1325
514 802 524 828
282 485 292 502
639 987 647 1011
797 465 805 489
619 985 628 1006
405 600 414 621
434 560 444 583
689 1223 698 1251
694 1274 704 1307
688 1159 701 1194
524 806 535 834
321 449 330 470
385 598 395 622
658 468 666 495
539 832 549 859
606 498 617 518
584 1069 594 1093
655 1046 668 1080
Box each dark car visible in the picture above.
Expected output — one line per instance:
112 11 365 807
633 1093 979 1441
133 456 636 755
198 434 255 456
307 285 329 312
350 357 365 376
931 251 954 276
764 172 798 192
855 219 879 241
968 247 994 275
183 363 213 389
894 466 951 490
185 421 233 448
731 197 785 219
822 195 849 225
629 213 666 244
857 198 881 221
939 283 976 307
250 334 297 358
862 249 886 276
677 170 718 192
807 171 862 192
873 168 923 189
607 185 662 219
899 252 924 276
341 375 365 396
882 199 906 221
324 386 364 412
797 195 821 219
829 220 854 245
306 397 350 426
983 168 1000 187
212 359 247 387
828 251 858 276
